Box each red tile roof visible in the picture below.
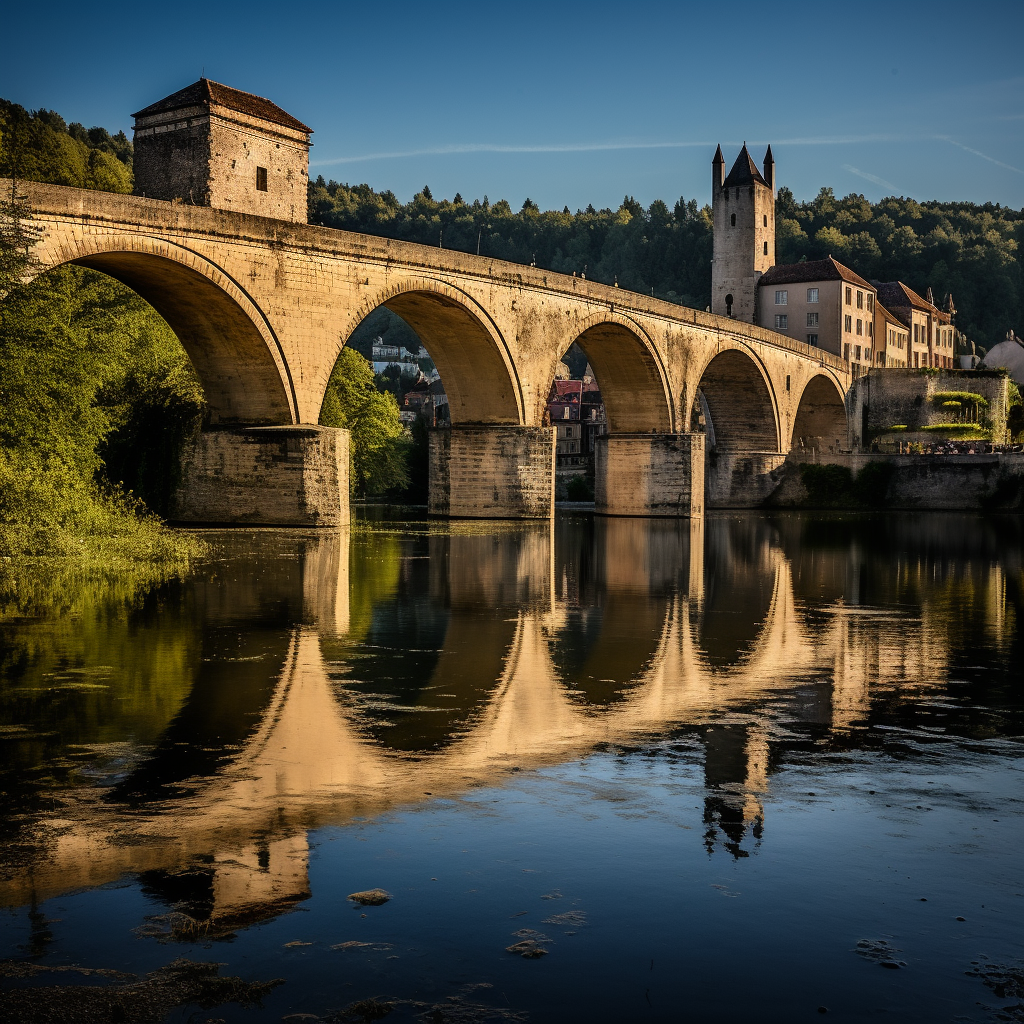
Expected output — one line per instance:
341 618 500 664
133 79 312 134
758 256 873 290
875 281 947 319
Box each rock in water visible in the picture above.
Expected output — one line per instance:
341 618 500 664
348 889 392 906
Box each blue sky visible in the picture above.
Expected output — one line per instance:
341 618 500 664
2 0 1021 211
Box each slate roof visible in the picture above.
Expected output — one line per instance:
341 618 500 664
133 79 312 134
757 256 873 291
722 144 769 188
875 281 942 317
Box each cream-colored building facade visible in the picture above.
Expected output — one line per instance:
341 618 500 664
873 302 909 368
756 257 878 377
875 282 954 370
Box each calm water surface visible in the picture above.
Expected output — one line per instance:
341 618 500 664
1 511 1022 1023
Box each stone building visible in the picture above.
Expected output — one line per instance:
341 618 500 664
711 144 776 322
873 301 909 368
755 257 879 375
133 79 312 223
874 282 954 369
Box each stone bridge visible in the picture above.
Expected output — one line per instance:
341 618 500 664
18 180 851 522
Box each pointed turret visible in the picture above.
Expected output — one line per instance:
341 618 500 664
713 144 725 189
926 286 935 307
763 145 775 192
722 144 769 189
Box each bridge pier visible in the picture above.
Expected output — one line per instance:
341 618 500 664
594 433 705 517
428 426 554 518
172 425 350 527
705 451 787 508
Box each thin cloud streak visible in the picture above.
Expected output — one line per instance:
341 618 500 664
310 134 912 168
939 137 1023 174
843 164 896 190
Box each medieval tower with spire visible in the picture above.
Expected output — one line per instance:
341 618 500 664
711 144 776 322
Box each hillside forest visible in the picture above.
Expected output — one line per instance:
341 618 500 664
1 97 1023 589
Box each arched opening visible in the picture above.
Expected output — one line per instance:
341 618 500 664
319 287 523 502
66 251 294 425
690 349 779 452
725 293 734 317
570 321 672 433
791 374 848 454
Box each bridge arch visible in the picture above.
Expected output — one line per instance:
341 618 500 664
692 346 780 452
565 312 674 432
336 277 523 425
789 373 848 453
33 233 297 425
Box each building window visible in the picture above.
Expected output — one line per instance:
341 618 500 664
867 294 874 313
856 290 863 309
256 166 268 191
807 288 818 303
774 314 788 329
562 407 569 420
845 287 852 305
844 343 851 360
807 333 818 346
775 290 788 305
914 324 919 343
806 312 819 327
731 213 736 226
725 294 733 316
868 322 873 339
763 241 768 255
856 319 863 335
844 315 852 332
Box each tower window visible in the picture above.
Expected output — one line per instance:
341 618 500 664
726 294 734 316
763 241 768 255
731 214 736 226
256 166 268 191
763 215 768 227
786 374 791 391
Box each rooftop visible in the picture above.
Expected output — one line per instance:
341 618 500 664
722 145 769 189
758 256 874 291
133 79 312 135
875 280 948 320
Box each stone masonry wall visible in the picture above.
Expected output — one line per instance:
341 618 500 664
133 108 213 205
850 369 1009 445
595 434 704 517
428 426 554 518
173 425 349 526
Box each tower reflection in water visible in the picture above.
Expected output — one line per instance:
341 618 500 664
0 512 1017 939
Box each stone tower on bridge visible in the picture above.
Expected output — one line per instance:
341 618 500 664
711 144 776 323
132 79 312 223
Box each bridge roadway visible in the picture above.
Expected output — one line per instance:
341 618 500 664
19 180 852 522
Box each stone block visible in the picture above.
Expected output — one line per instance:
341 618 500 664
706 451 787 508
428 426 554 518
173 425 349 526
595 433 705 517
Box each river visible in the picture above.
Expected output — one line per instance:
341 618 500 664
1 510 1021 1023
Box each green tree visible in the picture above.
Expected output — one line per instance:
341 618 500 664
320 347 410 496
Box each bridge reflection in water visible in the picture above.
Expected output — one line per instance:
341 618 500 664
0 514 1015 937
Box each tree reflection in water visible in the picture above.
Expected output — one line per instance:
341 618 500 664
0 511 1021 939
